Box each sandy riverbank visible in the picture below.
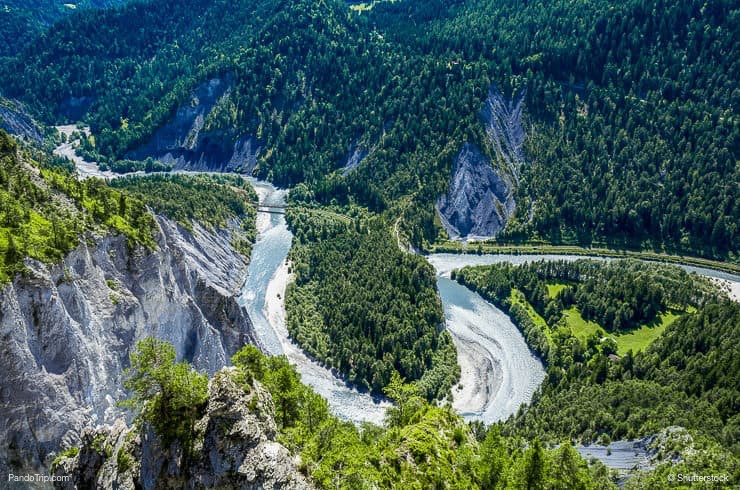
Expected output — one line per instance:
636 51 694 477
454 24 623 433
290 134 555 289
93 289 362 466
450 331 503 416
711 277 740 302
262 256 390 424
264 258 292 346
54 125 122 179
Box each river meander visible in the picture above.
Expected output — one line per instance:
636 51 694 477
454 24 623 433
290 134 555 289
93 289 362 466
61 140 739 426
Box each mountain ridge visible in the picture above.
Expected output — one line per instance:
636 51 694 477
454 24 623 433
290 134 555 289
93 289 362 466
3 0 735 259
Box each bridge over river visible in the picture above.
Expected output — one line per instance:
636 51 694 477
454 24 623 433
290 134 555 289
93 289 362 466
251 202 287 214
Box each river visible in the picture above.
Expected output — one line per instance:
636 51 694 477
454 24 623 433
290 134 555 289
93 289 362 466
59 138 739 429
427 252 739 424
238 180 391 425
239 184 550 425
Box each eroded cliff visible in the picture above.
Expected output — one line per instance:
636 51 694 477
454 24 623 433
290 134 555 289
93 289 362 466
0 99 44 144
126 77 260 173
436 142 516 239
0 216 257 474
436 87 524 240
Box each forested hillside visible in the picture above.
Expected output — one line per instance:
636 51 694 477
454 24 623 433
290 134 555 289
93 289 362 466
110 173 258 256
0 130 259 283
0 129 155 283
371 0 739 258
1 0 737 485
453 261 739 471
73 339 614 489
2 0 736 259
0 1 129 57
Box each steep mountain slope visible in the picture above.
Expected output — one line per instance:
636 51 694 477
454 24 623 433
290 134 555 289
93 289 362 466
52 343 616 489
0 0 129 57
436 142 515 239
0 136 259 474
3 0 737 258
52 368 311 490
1 216 255 475
125 76 261 173
0 98 44 144
371 0 739 257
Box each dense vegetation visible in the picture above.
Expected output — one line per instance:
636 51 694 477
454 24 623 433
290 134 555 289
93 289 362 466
373 0 739 259
0 1 129 57
3 0 736 259
237 344 620 489
453 260 740 464
121 338 208 451
0 129 155 283
110 173 257 256
119 339 616 489
0 130 257 283
286 206 458 399
455 259 716 334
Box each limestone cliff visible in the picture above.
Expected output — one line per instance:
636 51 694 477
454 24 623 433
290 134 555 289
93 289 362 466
480 86 526 182
0 216 257 475
126 77 260 173
51 368 311 490
436 87 524 240
437 87 525 239
436 143 516 239
0 98 44 144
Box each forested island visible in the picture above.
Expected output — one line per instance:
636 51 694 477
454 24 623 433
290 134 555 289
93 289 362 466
286 205 459 399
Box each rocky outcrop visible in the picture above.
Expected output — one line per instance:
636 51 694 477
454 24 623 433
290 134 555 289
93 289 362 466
341 141 371 176
480 86 526 182
436 143 516 239
0 99 43 144
127 77 260 173
52 368 311 490
437 86 525 240
0 216 257 475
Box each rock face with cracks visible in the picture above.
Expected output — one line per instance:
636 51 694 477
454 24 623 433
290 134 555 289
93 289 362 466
0 215 257 475
0 99 44 144
127 77 260 173
52 368 311 490
480 86 526 182
436 142 516 239
437 87 524 240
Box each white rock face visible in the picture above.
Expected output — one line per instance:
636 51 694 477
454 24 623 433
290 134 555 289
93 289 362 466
437 86 524 240
126 77 260 173
0 216 256 474
480 86 526 182
436 142 516 239
0 99 44 144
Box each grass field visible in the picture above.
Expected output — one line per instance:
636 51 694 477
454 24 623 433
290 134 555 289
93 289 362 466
561 305 682 355
562 307 602 341
546 283 569 299
614 311 681 355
